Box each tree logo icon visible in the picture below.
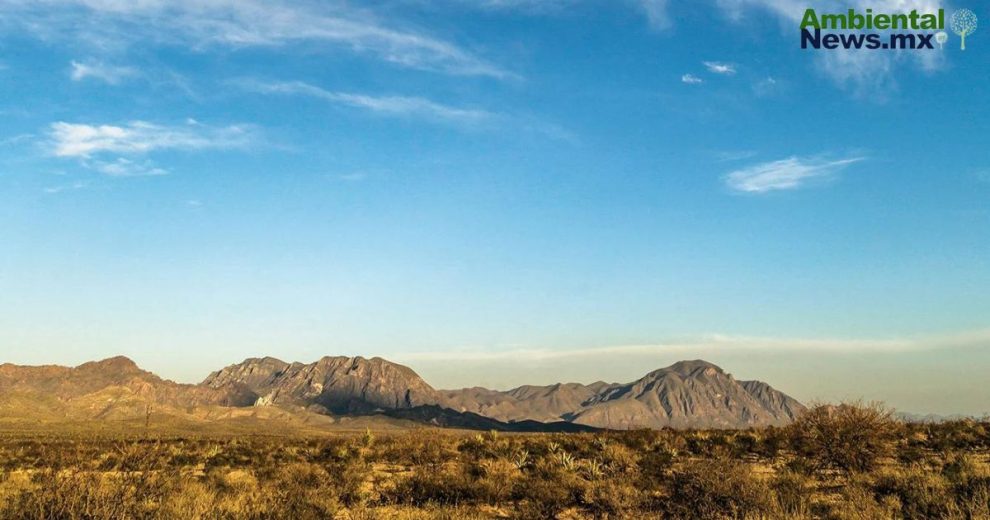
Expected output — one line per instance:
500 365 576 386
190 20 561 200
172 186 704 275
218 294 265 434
935 31 949 49
950 9 978 50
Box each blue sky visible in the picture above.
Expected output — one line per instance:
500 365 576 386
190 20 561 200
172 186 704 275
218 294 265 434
1 0 988 413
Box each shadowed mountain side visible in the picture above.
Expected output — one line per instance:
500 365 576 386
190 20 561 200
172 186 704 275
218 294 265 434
438 382 620 423
376 405 602 433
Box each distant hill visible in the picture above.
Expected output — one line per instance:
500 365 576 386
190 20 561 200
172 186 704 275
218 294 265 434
0 356 805 431
202 356 440 414
441 360 805 429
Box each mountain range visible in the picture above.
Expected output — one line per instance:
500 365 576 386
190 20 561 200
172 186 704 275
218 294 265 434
0 356 805 431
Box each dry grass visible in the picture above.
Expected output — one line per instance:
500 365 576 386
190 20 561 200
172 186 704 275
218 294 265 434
0 403 988 519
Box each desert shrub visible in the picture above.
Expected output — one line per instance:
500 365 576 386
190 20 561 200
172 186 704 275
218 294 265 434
580 478 642 518
598 442 640 476
255 462 343 519
405 435 460 469
474 458 520 505
921 420 990 457
663 458 774 519
771 470 814 516
684 431 732 458
390 466 479 506
514 456 587 519
2 468 173 519
896 435 929 466
614 428 663 451
638 443 676 485
872 466 960 519
942 454 990 517
789 401 899 473
727 431 760 459
456 434 490 460
825 482 901 520
309 439 371 506
753 426 787 460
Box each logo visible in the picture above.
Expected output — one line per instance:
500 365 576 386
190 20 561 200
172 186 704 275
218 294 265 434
950 9 978 50
800 8 978 51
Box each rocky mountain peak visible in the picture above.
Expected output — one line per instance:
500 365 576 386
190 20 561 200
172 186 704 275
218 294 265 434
204 355 440 414
663 359 726 378
76 356 143 374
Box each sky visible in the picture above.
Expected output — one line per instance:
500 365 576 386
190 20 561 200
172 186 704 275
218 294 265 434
0 0 988 415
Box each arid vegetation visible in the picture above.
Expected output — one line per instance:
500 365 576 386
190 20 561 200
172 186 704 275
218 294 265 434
1 403 988 519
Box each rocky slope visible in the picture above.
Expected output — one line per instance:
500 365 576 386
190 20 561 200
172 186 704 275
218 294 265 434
0 356 247 421
441 360 805 429
202 356 441 414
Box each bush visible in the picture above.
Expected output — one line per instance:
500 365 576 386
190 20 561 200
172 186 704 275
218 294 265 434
789 401 899 473
771 470 813 516
871 466 960 519
663 458 774 519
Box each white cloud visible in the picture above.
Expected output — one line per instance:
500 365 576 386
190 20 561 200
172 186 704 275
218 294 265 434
69 60 138 84
87 157 168 177
703 61 737 75
235 80 494 123
49 120 256 158
681 73 703 84
724 155 864 193
0 0 509 79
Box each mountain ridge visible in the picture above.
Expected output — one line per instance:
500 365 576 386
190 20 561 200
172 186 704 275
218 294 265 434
0 355 805 430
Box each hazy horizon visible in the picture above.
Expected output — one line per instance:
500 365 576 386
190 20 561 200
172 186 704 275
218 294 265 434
1 1 987 417
5 328 990 416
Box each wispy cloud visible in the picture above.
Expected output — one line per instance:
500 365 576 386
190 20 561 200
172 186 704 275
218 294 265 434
451 0 672 30
69 60 138 85
752 76 780 96
47 120 257 177
0 133 35 147
43 180 90 194
703 61 737 75
724 155 864 193
0 0 510 79
460 0 577 13
681 73 703 84
86 158 168 177
49 120 256 159
235 79 494 124
395 329 990 363
638 0 672 29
